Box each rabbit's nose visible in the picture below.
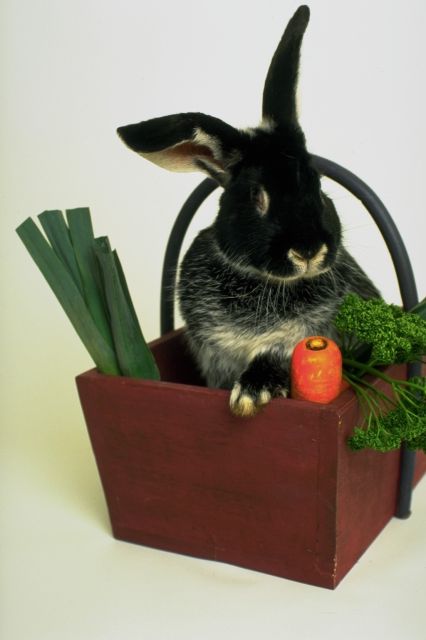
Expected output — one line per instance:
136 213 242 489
288 244 328 266
289 249 309 262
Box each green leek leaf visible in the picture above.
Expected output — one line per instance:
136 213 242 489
95 236 160 380
16 218 120 375
113 248 160 378
66 208 114 349
38 210 83 292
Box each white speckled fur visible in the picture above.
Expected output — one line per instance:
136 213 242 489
209 319 307 364
177 224 375 395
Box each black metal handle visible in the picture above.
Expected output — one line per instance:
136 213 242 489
160 178 218 335
160 156 419 519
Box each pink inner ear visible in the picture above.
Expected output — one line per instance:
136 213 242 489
142 139 225 173
168 141 217 162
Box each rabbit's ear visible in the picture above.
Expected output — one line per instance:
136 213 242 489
117 113 244 184
262 5 310 128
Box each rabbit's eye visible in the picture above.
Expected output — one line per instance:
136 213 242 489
251 186 270 216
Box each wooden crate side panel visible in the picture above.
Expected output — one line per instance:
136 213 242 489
414 451 426 486
334 394 401 585
75 373 129 530
314 407 340 587
76 366 425 589
334 365 426 585
149 329 204 386
76 371 342 588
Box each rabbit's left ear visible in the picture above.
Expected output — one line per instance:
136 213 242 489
262 5 310 128
117 112 244 184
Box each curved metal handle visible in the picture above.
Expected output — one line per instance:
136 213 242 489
160 177 218 335
159 156 419 519
311 155 419 310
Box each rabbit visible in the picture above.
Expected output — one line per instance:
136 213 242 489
117 5 380 417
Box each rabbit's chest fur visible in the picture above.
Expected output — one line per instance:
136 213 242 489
178 228 359 388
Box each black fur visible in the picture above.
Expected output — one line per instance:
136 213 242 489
263 5 310 126
117 113 242 160
213 127 342 280
118 5 380 416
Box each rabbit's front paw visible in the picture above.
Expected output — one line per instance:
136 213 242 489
229 382 270 417
229 354 290 417
229 381 288 418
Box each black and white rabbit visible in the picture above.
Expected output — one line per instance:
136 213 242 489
118 5 379 417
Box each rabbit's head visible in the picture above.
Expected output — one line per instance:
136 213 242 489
118 5 341 282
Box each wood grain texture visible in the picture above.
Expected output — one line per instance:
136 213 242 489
75 331 426 589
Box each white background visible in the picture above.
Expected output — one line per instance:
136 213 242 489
1 1 425 638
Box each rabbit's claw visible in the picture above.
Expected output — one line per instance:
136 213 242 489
229 381 288 418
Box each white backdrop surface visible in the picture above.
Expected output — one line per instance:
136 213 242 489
1 1 425 638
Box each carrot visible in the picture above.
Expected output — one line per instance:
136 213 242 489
291 336 343 404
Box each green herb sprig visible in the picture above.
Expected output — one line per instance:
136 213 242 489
335 294 426 452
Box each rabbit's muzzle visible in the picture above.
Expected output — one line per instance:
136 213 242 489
287 244 329 278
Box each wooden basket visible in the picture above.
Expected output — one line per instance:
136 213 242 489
76 330 426 589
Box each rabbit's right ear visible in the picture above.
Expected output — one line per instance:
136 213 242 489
117 113 244 185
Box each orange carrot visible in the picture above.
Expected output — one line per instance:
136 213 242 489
291 336 343 404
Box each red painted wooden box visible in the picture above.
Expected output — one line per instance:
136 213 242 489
76 329 425 589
